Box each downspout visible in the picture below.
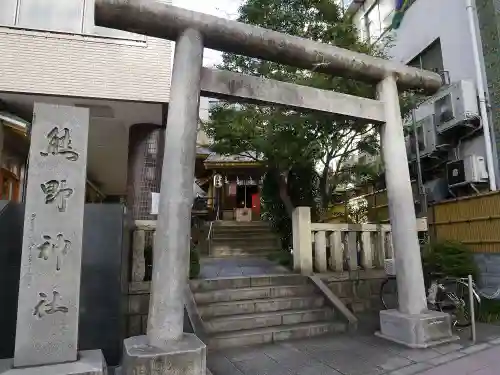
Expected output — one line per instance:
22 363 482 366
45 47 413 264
466 0 497 191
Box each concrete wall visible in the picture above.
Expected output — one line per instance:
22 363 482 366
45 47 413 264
321 270 387 314
79 204 128 366
0 202 23 360
0 28 172 102
0 203 128 366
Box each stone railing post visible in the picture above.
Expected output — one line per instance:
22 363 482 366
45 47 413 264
329 231 344 272
314 230 327 273
292 207 312 274
360 227 374 269
131 228 146 282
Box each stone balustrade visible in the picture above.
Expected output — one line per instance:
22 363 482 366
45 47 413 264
292 207 428 275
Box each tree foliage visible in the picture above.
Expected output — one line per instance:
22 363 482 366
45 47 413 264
204 0 421 224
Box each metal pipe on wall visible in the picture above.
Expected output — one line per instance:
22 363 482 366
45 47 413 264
466 0 497 191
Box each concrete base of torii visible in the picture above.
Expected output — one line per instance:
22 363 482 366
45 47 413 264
122 334 206 375
376 310 460 348
0 350 106 375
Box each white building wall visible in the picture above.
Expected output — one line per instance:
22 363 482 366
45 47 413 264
354 0 476 82
388 0 477 82
353 0 488 162
0 28 172 103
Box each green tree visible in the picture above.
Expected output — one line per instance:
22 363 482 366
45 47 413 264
204 0 416 218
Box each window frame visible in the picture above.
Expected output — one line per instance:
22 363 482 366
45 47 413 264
0 0 145 43
407 38 444 73
363 0 395 44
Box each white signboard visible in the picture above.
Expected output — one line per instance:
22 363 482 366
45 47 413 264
213 174 223 188
151 192 160 215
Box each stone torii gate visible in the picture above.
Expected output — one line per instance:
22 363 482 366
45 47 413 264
95 1 456 373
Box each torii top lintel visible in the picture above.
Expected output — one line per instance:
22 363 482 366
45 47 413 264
95 0 442 94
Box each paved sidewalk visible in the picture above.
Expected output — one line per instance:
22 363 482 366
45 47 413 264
199 257 289 278
208 323 500 375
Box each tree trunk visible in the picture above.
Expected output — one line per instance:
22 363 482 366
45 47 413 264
319 163 332 211
277 172 294 217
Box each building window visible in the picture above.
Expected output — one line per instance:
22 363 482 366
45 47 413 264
364 0 394 43
0 0 144 41
0 0 18 26
408 39 444 73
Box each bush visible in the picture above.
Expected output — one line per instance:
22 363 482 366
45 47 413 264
267 251 293 269
478 299 500 323
422 240 478 282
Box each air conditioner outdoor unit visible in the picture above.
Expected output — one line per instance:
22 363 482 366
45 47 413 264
446 155 488 188
404 115 438 159
433 80 479 133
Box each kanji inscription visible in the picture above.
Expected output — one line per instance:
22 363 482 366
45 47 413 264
40 127 79 161
40 179 74 212
36 233 71 271
33 290 69 319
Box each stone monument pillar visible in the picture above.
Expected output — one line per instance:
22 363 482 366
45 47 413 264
122 28 206 375
375 75 458 348
0 103 106 374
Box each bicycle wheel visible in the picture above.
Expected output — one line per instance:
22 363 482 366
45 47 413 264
380 277 398 310
437 279 478 328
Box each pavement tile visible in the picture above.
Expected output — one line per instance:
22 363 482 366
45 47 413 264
208 354 245 375
294 362 343 375
469 367 497 375
488 337 500 345
460 343 491 354
432 342 464 354
395 348 441 362
426 351 466 366
377 356 415 371
233 357 294 375
386 362 434 375
222 347 270 362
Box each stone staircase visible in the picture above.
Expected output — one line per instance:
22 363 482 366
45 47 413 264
209 221 281 258
189 274 347 349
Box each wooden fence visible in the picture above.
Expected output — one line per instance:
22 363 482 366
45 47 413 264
323 181 419 223
325 182 500 254
428 191 500 253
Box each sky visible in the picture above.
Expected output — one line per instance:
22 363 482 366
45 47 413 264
172 0 245 67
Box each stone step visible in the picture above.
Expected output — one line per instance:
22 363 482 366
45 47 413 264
208 250 281 259
204 308 334 333
211 240 279 248
210 247 280 257
198 296 325 318
212 226 273 233
190 274 309 292
194 284 316 304
207 321 346 349
213 221 271 227
212 230 275 238
211 234 279 242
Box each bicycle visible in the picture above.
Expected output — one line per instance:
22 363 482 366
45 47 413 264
380 273 482 327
